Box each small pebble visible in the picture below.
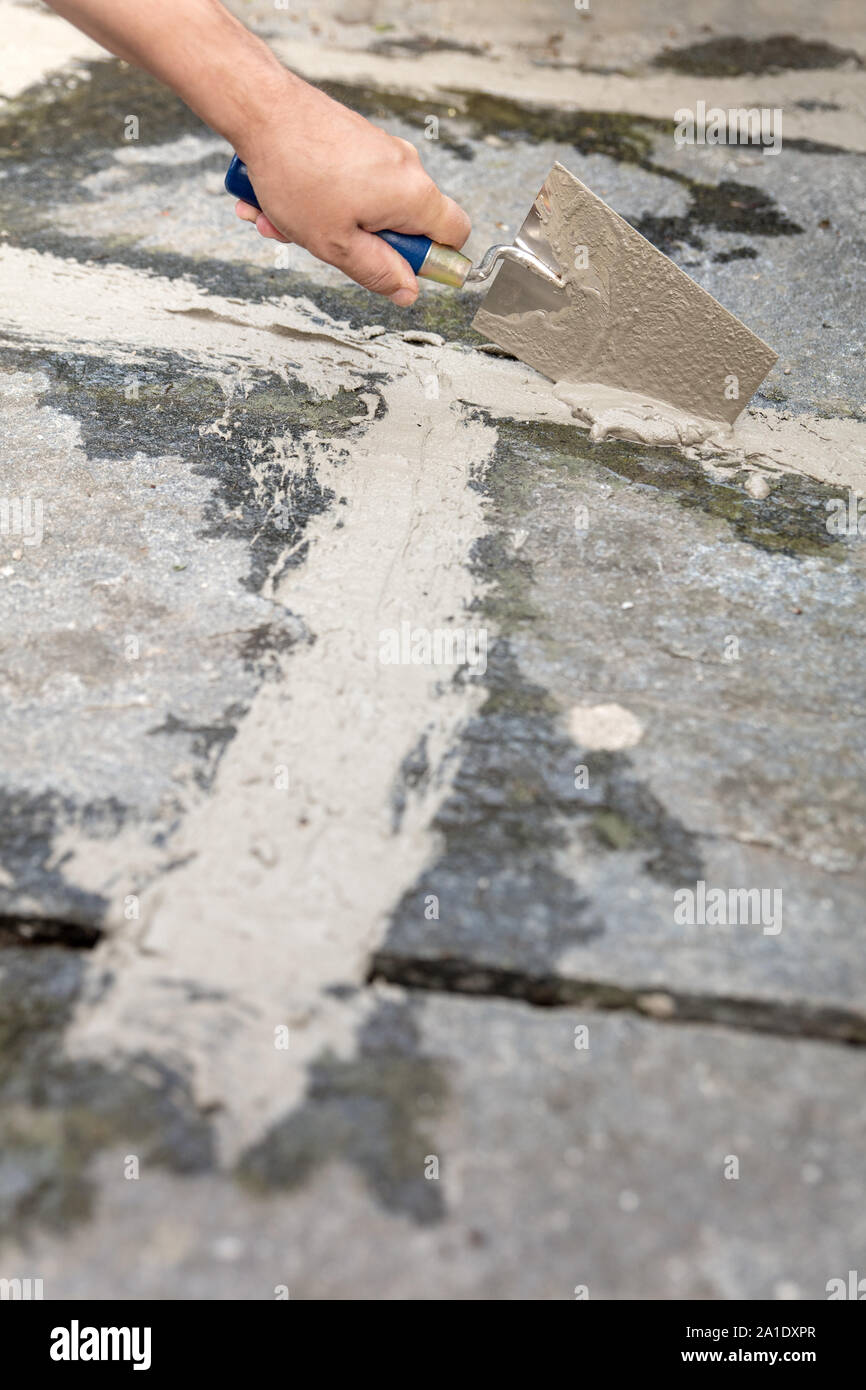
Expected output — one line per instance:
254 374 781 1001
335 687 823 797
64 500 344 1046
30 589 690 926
745 473 771 500
637 992 676 1019
211 1236 244 1262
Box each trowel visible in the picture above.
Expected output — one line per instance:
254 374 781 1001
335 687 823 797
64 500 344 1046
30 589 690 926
225 156 776 423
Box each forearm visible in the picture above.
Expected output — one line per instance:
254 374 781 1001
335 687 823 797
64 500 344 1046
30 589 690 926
43 0 294 152
43 0 470 302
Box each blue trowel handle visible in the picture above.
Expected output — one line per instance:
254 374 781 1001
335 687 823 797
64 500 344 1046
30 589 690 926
224 153 468 285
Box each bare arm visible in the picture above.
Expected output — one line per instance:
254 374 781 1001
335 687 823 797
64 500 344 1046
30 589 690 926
44 0 470 304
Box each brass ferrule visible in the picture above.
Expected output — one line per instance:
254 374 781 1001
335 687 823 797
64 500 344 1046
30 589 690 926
417 242 472 288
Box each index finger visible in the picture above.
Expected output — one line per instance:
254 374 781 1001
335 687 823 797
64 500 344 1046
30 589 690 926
388 181 471 252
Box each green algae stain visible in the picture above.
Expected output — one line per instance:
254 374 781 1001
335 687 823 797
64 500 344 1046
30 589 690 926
317 80 804 244
0 62 203 171
593 810 637 851
319 78 663 165
487 415 846 561
652 35 863 77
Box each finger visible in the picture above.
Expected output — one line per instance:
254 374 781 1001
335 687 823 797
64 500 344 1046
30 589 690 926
387 178 471 250
322 229 418 305
234 200 291 242
417 190 471 250
254 212 291 243
431 193 472 250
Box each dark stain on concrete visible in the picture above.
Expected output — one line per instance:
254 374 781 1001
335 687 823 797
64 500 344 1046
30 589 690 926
321 78 664 164
0 788 121 932
147 705 245 790
409 631 699 886
8 346 363 594
0 61 204 175
381 617 701 960
391 733 431 832
632 177 802 256
237 999 448 1224
793 99 842 112
371 35 488 59
0 946 215 1234
652 35 863 77
239 617 311 681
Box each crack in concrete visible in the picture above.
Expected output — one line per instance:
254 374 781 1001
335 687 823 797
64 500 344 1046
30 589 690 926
0 917 101 949
369 951 866 1046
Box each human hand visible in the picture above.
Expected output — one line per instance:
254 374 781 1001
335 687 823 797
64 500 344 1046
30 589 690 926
234 76 470 305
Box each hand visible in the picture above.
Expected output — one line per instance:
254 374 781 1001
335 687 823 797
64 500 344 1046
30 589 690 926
234 76 470 305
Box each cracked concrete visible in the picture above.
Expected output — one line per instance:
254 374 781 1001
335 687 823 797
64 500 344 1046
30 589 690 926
0 0 864 1299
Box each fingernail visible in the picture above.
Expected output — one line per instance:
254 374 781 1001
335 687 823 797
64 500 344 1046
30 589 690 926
389 287 416 307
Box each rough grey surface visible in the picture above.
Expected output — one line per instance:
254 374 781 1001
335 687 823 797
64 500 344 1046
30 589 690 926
0 0 864 1300
378 416 866 1034
5 978 865 1300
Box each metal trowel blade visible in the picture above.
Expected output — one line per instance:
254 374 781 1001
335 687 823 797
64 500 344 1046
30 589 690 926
473 162 777 424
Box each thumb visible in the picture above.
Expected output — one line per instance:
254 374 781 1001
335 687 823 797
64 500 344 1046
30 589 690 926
323 228 418 306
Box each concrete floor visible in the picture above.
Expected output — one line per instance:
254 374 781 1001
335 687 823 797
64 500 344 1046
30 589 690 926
0 0 864 1298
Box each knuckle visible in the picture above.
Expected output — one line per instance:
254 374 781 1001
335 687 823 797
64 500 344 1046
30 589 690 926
393 139 423 172
395 136 420 158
